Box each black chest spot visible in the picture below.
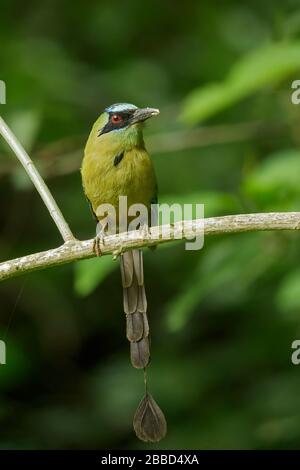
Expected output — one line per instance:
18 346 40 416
114 152 124 167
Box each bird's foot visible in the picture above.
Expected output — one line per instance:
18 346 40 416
112 245 124 260
93 233 105 257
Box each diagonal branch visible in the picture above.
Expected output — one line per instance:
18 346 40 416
1 212 300 282
0 115 75 242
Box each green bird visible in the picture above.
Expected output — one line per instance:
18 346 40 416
81 103 167 442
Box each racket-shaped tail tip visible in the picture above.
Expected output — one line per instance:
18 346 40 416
133 392 167 442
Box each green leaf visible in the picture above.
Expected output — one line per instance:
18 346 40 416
74 256 116 296
181 42 300 124
243 149 300 209
166 233 281 332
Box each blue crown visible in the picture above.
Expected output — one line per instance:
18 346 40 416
105 103 138 113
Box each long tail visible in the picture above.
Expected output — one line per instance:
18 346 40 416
120 249 150 369
120 249 167 442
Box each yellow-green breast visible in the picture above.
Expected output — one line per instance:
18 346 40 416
81 144 156 218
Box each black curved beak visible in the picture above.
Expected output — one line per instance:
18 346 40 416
131 107 160 124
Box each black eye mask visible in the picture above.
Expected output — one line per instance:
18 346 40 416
98 111 135 136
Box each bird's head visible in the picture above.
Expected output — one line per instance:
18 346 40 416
88 103 160 152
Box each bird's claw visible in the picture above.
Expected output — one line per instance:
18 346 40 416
93 233 105 257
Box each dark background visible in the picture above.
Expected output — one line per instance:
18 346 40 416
1 0 300 449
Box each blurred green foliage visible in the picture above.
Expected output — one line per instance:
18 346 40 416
181 42 300 124
1 0 300 450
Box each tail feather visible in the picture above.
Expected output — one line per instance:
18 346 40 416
126 312 144 342
121 249 150 369
137 286 147 312
142 312 149 337
123 281 138 314
130 337 150 369
120 254 134 288
132 249 144 285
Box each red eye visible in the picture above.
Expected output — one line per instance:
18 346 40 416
111 114 122 124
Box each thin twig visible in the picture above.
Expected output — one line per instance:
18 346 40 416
148 121 268 153
0 115 75 242
0 212 300 282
